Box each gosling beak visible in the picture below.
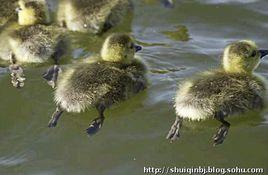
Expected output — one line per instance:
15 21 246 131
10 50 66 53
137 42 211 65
134 45 142 52
259 50 268 59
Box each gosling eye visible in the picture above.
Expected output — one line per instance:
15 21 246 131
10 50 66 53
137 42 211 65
251 50 257 57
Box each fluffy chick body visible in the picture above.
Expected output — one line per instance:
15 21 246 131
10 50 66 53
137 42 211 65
8 24 66 63
57 0 132 33
55 57 146 113
175 70 266 121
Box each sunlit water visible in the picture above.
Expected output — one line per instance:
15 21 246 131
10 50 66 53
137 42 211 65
0 1 268 175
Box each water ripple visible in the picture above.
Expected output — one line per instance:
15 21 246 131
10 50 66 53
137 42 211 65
0 153 28 166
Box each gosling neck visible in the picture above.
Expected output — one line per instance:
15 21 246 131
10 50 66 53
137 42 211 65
101 47 134 64
223 64 252 75
101 55 134 64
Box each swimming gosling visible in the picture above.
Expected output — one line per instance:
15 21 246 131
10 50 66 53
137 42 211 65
56 0 132 33
48 33 147 136
0 0 68 88
166 40 268 146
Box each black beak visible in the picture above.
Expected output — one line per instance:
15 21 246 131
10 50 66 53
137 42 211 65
259 50 268 59
134 45 142 52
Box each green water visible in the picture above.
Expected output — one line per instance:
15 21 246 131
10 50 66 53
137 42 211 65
0 0 268 175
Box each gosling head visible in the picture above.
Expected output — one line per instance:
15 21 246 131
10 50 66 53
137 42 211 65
16 0 50 26
101 33 142 63
223 40 268 74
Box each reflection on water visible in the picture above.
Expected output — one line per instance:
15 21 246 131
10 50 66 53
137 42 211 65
0 153 28 166
162 25 190 41
0 0 268 174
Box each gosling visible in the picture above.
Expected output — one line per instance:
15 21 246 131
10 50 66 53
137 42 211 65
0 0 68 88
56 0 132 33
48 33 147 136
166 40 268 146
